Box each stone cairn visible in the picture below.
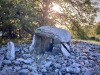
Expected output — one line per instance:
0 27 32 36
0 27 100 75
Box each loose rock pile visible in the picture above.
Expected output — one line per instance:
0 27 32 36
0 40 100 75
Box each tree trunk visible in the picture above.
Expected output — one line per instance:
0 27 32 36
19 29 22 39
22 24 34 36
8 28 13 39
2 31 4 39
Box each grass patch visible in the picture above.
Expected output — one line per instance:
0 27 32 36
72 39 100 45
86 40 100 45
0 38 32 46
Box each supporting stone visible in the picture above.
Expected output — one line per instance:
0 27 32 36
29 35 42 54
61 43 70 57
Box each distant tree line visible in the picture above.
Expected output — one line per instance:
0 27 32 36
0 0 100 39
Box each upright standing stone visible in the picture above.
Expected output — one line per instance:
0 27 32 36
0 55 4 68
6 41 15 60
30 35 42 54
30 35 38 53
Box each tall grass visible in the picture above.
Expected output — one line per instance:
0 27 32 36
87 40 100 45
0 38 32 46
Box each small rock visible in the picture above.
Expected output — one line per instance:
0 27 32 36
4 69 17 75
3 60 12 65
3 65 13 69
82 49 89 53
28 71 38 75
15 47 19 51
84 60 90 67
46 67 52 71
1 69 7 75
92 66 100 75
31 63 37 69
66 67 80 74
72 63 81 67
61 68 66 74
46 55 53 61
0 71 2 74
1 65 13 75
42 72 54 75
14 66 21 70
19 69 30 75
41 68 47 72
23 58 33 64
66 63 81 74
58 71 62 75
62 63 66 67
27 65 35 71
65 73 71 75
95 53 100 58
22 64 28 69
54 63 61 69
84 69 93 75
44 61 52 67
79 62 84 66
54 69 59 75
19 72 27 75
70 56 76 59
12 60 20 65
23 54 31 59
16 58 25 62
21 50 25 54
24 48 29 53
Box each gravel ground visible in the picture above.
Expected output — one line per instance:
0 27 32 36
0 40 100 75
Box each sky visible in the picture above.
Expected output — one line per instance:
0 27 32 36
96 13 100 22
95 1 100 22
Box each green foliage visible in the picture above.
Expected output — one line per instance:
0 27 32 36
0 0 99 39
87 40 100 45
95 22 100 35
1 38 31 45
91 22 100 40
70 20 88 40
81 25 95 38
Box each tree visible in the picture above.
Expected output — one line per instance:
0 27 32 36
0 0 18 39
25 0 98 39
54 0 99 39
81 25 94 38
95 22 100 35
69 19 88 39
0 0 37 37
0 0 99 39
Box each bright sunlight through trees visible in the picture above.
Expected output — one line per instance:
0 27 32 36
52 3 61 12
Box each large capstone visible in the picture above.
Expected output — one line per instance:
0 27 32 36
30 26 72 57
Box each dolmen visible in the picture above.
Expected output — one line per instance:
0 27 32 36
30 26 72 57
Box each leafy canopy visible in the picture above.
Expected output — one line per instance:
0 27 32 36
0 0 99 39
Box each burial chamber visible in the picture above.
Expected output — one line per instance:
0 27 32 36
29 26 72 57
